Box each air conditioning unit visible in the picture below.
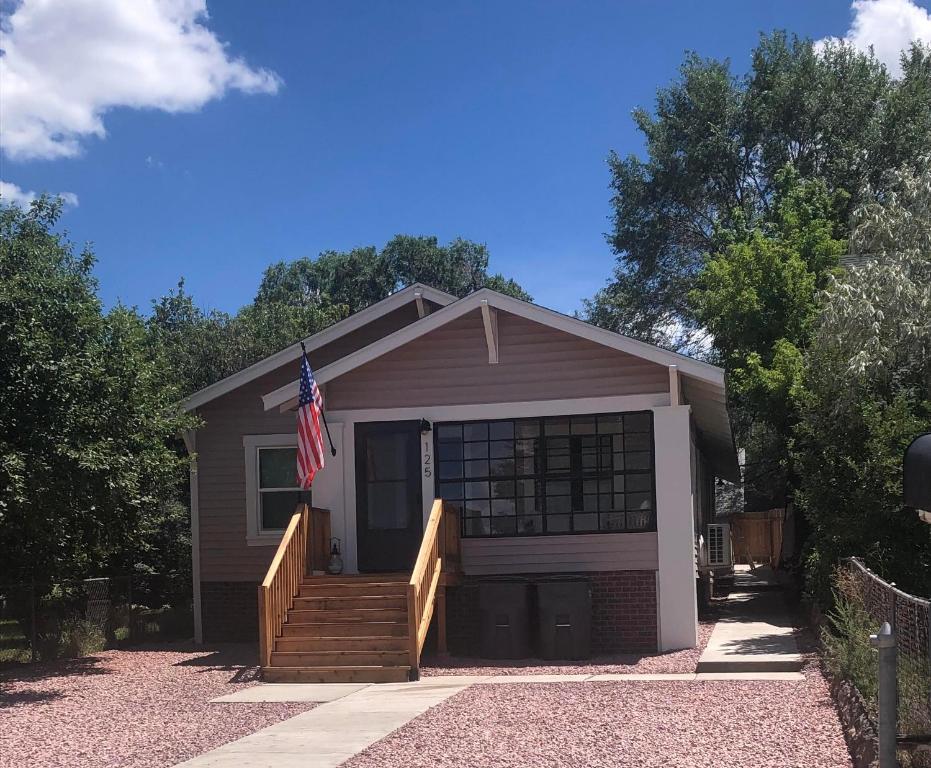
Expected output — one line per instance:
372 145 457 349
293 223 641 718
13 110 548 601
707 523 732 567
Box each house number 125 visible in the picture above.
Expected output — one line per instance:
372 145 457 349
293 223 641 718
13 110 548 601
423 439 432 478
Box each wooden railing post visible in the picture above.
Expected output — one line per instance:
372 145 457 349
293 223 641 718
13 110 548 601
257 503 329 671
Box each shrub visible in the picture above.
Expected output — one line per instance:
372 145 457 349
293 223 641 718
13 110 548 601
36 618 106 661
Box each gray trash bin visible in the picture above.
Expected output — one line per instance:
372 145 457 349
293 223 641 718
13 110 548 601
478 577 532 659
535 576 592 660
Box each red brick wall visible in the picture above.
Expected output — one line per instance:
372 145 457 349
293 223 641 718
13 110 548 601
589 570 658 652
201 581 258 643
445 570 658 656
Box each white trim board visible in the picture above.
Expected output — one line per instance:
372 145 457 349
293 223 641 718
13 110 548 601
262 288 725 412
181 283 456 412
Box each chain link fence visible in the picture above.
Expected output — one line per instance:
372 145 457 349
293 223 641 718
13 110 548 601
0 572 192 665
843 557 931 740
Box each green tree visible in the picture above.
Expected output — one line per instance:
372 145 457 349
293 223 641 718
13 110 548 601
588 34 931 352
688 175 847 505
793 160 931 598
148 281 343 397
0 198 194 586
257 234 530 314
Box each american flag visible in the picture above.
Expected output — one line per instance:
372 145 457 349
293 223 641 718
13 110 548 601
297 353 325 489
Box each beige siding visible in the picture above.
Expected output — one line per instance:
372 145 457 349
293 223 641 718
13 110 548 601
196 303 422 582
327 310 670 410
461 532 658 575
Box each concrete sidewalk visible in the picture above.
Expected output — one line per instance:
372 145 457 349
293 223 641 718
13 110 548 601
697 574 803 673
177 679 470 768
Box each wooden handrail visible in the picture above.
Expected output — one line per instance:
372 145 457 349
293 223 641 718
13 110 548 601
257 504 330 668
407 499 461 677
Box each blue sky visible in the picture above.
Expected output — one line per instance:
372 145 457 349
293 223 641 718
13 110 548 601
2 0 929 315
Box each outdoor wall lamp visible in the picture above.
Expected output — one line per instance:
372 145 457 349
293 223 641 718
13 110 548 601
420 418 432 434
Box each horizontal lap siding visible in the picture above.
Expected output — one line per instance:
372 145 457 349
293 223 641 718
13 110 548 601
327 310 669 410
196 304 421 583
461 532 658 575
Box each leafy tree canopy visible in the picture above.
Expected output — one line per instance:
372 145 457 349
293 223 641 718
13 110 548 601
793 159 931 598
257 234 531 314
0 198 194 585
587 33 931 353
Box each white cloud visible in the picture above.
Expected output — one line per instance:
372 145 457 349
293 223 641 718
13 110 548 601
817 0 931 77
0 0 282 161
0 180 79 208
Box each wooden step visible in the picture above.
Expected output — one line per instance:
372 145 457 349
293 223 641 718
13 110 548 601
298 582 409 598
274 635 409 653
302 573 408 583
281 621 409 638
270 650 409 667
261 665 411 684
293 595 407 611
287 607 407 623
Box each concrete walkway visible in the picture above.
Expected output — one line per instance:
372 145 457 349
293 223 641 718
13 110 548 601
697 567 803 673
177 679 470 768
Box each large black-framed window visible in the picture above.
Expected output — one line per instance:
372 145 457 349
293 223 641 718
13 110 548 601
434 412 656 538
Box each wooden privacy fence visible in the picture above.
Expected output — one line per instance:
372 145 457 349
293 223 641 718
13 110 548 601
730 508 785 567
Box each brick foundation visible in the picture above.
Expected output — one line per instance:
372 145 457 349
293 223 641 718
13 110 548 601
445 570 658 657
201 581 258 642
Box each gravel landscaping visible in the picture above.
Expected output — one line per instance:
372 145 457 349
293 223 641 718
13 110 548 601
347 660 852 768
0 643 316 768
421 617 715 676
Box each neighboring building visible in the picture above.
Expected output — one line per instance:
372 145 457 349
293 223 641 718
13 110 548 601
181 283 739 680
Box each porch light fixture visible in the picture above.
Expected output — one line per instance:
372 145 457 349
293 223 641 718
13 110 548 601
420 419 432 434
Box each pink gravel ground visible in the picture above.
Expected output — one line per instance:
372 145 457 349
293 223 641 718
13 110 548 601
0 643 315 768
421 616 715 676
347 658 852 768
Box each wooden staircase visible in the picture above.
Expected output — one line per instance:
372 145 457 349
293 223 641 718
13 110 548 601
263 574 413 683
258 501 460 684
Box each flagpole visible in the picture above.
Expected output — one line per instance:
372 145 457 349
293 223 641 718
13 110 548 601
300 342 337 457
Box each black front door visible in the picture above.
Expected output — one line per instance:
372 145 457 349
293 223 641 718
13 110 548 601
355 421 423 573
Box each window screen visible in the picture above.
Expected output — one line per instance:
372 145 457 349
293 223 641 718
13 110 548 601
435 412 656 537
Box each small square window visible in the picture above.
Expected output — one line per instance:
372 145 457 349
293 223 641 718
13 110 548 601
465 481 489 499
465 518 491 536
464 442 489 459
465 460 489 477
437 424 462 441
439 461 463 480
491 498 515 516
489 422 514 440
463 423 488 441
516 421 540 438
546 514 571 532
440 482 464 499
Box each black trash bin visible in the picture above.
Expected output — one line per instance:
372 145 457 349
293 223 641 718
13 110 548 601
478 577 532 659
535 576 592 660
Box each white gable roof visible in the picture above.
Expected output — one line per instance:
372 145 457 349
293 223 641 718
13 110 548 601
181 283 456 412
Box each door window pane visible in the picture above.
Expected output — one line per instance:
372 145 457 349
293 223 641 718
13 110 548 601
368 481 410 529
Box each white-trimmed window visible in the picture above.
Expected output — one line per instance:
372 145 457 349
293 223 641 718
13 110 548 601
244 434 305 545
